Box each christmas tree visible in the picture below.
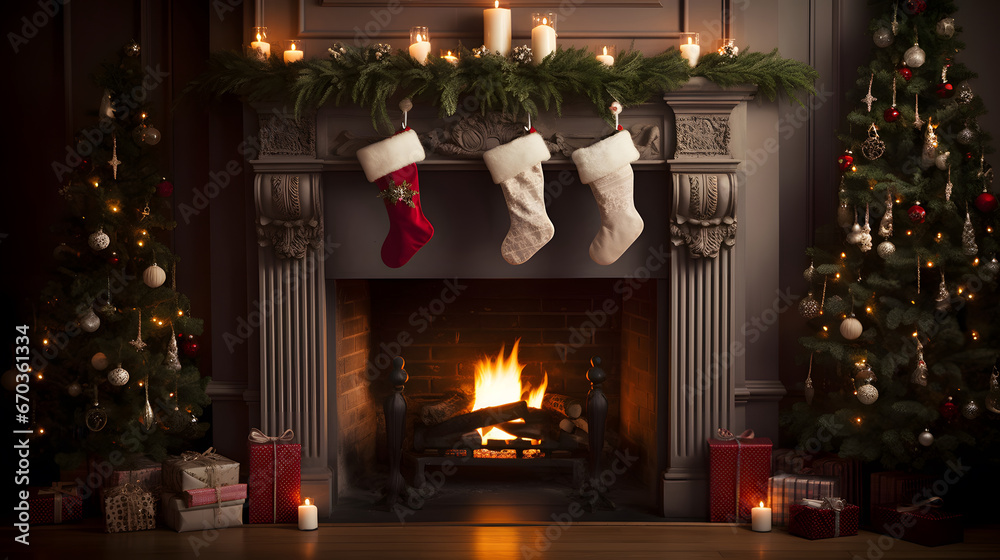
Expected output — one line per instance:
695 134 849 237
32 44 210 470
784 0 1000 470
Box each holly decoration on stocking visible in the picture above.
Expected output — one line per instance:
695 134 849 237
356 128 435 268
483 130 555 265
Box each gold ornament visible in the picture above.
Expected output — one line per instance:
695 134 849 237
861 124 885 160
109 135 121 179
376 179 418 208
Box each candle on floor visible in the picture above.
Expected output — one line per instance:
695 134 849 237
409 27 431 64
679 32 700 67
483 1 511 56
441 50 459 64
298 498 318 530
596 45 615 66
530 13 557 64
283 41 304 63
751 501 771 532
250 27 270 60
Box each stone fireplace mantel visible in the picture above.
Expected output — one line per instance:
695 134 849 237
247 77 762 518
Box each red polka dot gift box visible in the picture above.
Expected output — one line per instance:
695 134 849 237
248 428 301 524
708 429 772 523
788 498 859 539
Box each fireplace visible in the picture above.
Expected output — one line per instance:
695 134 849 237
247 78 765 519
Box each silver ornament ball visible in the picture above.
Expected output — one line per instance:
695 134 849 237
80 310 101 333
935 18 955 39
857 384 879 405
918 428 934 446
962 400 982 420
143 263 166 288
846 223 864 244
873 28 894 48
108 365 130 387
143 126 161 146
67 382 82 397
804 264 817 283
957 127 975 145
904 45 926 68
877 240 896 258
984 257 1000 277
935 152 950 171
88 229 110 251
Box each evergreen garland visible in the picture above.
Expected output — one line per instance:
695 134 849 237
191 44 818 132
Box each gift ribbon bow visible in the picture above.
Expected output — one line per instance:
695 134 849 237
39 482 77 524
896 495 943 513
248 428 294 522
800 497 846 537
716 428 755 523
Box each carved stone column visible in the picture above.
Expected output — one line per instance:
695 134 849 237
662 78 755 519
250 105 333 517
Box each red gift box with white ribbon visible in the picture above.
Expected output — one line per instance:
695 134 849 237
248 428 301 523
708 429 772 523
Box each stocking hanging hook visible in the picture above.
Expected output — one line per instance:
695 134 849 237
399 98 413 130
525 113 532 132
610 100 623 131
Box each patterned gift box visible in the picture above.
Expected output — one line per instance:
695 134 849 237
101 456 163 515
104 483 156 533
789 499 860 539
869 471 933 513
162 448 240 492
768 473 840 526
810 455 862 510
708 431 772 523
248 428 301 523
29 483 83 525
184 484 247 508
870 504 963 547
163 492 245 532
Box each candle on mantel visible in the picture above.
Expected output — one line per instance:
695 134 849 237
596 45 615 66
751 501 771 532
679 32 700 67
250 27 270 60
441 50 459 64
483 1 511 57
531 13 557 64
409 27 431 64
283 41 304 63
298 498 318 531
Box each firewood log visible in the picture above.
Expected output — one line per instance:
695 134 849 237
542 393 583 419
419 391 474 425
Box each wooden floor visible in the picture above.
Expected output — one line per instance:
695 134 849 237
6 521 999 559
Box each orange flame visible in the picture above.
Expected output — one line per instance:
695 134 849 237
472 339 547 444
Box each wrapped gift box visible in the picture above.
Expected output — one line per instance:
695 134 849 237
248 428 301 523
870 505 963 547
104 484 156 533
768 474 840 526
101 456 163 515
162 448 239 492
789 500 860 539
772 448 810 475
708 435 772 523
810 455 862 510
870 471 933 512
184 484 247 508
163 493 245 532
29 483 82 525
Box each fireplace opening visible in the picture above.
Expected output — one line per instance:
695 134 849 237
332 277 665 521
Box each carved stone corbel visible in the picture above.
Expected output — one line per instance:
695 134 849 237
259 111 317 157
255 173 324 259
670 170 738 259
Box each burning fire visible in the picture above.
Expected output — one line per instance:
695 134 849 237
472 339 547 444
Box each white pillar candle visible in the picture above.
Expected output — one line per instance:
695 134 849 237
409 27 431 64
484 1 511 57
679 35 700 67
441 50 459 64
531 14 556 64
751 502 771 532
251 37 270 60
283 41 304 63
596 45 614 66
298 498 318 530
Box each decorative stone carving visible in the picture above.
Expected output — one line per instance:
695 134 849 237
670 172 738 258
675 115 731 157
555 124 661 159
255 173 324 259
259 112 317 157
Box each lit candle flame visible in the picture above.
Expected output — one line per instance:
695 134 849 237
304 498 311 506
759 501 764 508
542 17 547 25
291 42 297 51
603 46 608 55
687 36 693 44
256 33 262 42
494 0 499 7
416 33 423 42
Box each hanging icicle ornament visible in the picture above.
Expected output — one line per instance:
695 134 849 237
86 387 108 432
935 270 950 312
859 204 873 252
920 117 938 169
140 375 156 434
98 275 116 317
166 325 182 371
862 72 877 112
109 135 122 180
962 208 979 256
862 124 885 160
879 190 894 238
945 165 954 202
891 3 899 35
884 74 900 123
913 94 924 129
129 309 147 352
911 338 929 386
804 353 815 405
986 367 1000 414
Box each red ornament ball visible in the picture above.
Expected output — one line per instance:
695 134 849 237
884 107 901 123
905 0 926 14
156 180 174 197
898 67 913 81
975 192 998 213
108 251 119 265
936 82 954 98
908 204 927 223
180 334 199 358
940 398 959 421
838 151 854 171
